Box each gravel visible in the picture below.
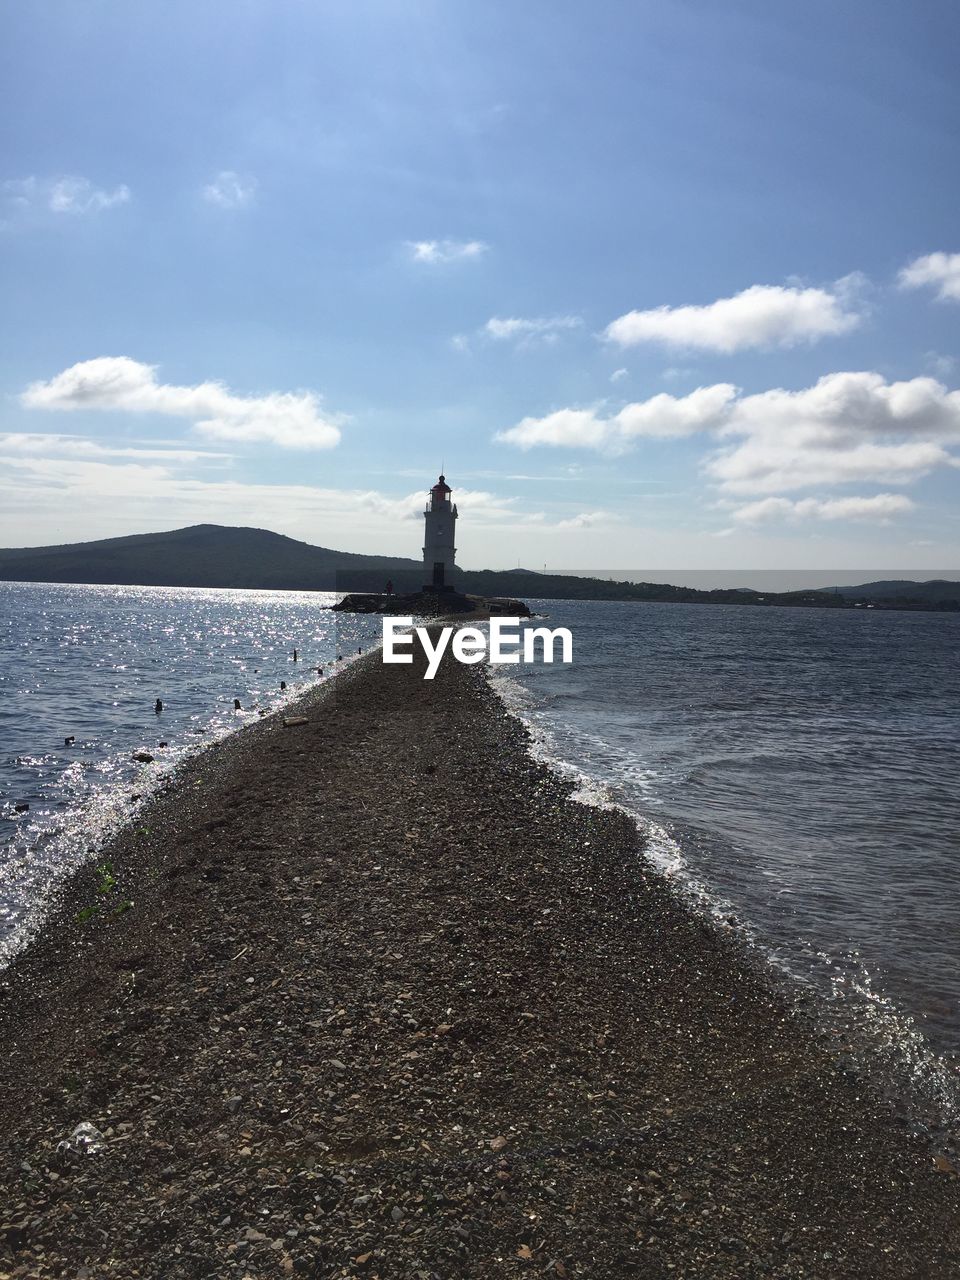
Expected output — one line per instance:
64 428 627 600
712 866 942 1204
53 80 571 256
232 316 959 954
1 637 958 1277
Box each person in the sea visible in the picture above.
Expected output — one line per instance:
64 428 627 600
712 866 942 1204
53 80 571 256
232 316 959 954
155 698 163 714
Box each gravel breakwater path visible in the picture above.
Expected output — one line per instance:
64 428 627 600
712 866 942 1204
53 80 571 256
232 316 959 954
1 643 958 1278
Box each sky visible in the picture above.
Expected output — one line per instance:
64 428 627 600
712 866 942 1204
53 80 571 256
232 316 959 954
1 0 959 572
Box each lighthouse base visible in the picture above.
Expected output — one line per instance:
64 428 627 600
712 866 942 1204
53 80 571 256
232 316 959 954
423 560 456 591
333 590 531 618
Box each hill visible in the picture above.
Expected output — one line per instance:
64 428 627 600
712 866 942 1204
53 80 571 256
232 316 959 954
0 526 806 602
832 578 960 604
0 525 957 610
0 525 422 591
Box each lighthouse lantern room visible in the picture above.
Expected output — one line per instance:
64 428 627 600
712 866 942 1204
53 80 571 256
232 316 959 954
423 473 458 590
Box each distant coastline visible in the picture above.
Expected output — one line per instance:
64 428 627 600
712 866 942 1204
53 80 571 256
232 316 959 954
2 523 959 612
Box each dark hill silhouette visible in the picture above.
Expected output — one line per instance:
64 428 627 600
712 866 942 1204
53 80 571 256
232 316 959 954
0 524 422 591
832 578 960 603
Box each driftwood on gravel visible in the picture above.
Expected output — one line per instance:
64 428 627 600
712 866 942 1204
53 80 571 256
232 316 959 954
0 642 958 1278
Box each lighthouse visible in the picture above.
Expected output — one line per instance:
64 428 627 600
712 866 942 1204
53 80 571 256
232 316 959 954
423 473 458 590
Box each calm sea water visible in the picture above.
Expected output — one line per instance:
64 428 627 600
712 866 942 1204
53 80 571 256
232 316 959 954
2 584 959 1133
0 583 381 962
496 598 960 1134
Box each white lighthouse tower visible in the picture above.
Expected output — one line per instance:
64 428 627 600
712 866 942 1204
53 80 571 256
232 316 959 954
423 473 458 589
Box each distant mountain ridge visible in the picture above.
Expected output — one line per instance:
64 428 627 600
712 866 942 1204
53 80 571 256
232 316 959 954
0 524 958 610
832 579 960 603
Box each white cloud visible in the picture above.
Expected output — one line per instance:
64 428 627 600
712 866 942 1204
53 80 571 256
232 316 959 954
496 384 738 451
407 239 488 264
925 351 956 377
410 486 593 531
0 449 574 549
710 438 951 494
3 175 130 215
483 315 582 345
556 511 609 529
709 371 960 493
294 483 589 532
610 368 628 382
0 457 368 548
723 372 960 441
367 487 520 524
617 385 739 440
49 177 130 214
899 252 960 302
202 171 257 209
605 282 861 353
2 177 36 208
21 357 341 450
497 370 960 497
731 494 915 524
497 407 617 452
0 432 229 464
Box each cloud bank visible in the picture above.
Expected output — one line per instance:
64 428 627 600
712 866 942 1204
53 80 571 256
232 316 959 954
731 494 915 524
0 444 603 550
22 357 341 450
0 432 228 464
497 371 960 503
497 384 738 451
605 282 861 353
707 372 960 493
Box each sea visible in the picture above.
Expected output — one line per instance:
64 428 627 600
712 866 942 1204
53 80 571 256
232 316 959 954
1 582 959 1137
0 583 382 964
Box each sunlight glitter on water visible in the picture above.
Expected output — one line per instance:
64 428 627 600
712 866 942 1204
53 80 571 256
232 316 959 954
0 582 384 963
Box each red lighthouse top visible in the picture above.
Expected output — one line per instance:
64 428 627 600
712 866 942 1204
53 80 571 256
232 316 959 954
430 474 452 502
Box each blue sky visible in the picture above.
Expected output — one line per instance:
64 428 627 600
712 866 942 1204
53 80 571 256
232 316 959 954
1 0 958 570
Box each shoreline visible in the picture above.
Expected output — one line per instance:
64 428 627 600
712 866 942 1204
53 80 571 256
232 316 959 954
1 647 959 1276
0 641 374 973
487 666 960 1144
